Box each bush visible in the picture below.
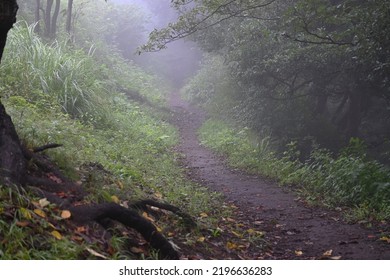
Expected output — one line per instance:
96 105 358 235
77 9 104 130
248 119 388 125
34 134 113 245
199 118 390 219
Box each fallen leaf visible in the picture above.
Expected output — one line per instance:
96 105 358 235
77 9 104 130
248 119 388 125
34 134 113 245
142 212 155 222
330 256 342 260
231 230 243 238
16 221 30 227
199 212 208 218
61 210 72 219
33 209 46 218
226 241 238 250
20 208 32 220
247 229 265 237
39 198 50 208
379 236 390 243
197 236 206 242
48 173 62 184
51 230 62 240
116 180 124 189
130 247 146 254
56 192 67 198
323 250 333 257
48 222 58 229
295 250 303 256
71 235 84 242
86 248 107 259
75 226 87 233
111 195 120 204
154 192 163 200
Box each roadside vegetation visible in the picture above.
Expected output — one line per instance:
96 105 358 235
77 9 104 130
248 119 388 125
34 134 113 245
197 118 390 222
173 0 390 223
0 21 224 259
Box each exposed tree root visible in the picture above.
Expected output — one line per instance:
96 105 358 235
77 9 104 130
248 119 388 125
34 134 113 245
0 102 194 259
0 7 192 259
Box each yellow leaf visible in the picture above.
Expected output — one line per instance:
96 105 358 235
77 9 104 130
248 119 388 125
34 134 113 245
34 209 46 218
111 195 120 204
247 229 265 237
295 250 303 256
154 192 163 200
197 236 205 242
142 212 155 222
48 222 58 229
199 212 208 218
226 241 238 250
231 230 243 238
323 249 333 257
379 236 390 243
51 230 62 240
116 181 124 189
20 208 32 220
61 210 72 219
39 198 50 208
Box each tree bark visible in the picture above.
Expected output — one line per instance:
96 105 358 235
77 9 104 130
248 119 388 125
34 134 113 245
0 0 18 62
34 0 41 33
50 0 60 38
66 0 73 34
44 0 53 38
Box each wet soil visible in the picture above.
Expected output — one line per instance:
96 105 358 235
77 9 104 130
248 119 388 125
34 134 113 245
169 92 390 260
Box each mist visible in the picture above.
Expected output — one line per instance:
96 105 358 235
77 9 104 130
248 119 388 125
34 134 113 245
110 0 202 88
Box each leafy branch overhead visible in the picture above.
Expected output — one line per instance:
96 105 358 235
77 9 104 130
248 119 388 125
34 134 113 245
141 0 278 52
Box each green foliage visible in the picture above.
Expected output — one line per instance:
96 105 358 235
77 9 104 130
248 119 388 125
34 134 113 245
1 22 108 125
176 0 390 157
199 118 390 220
0 21 225 259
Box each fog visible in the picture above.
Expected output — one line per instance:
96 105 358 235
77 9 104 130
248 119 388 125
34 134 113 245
110 0 202 88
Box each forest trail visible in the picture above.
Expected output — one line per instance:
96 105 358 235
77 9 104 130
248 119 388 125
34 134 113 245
169 92 390 260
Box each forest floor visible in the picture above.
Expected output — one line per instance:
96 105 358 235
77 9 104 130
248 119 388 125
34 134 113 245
169 91 390 260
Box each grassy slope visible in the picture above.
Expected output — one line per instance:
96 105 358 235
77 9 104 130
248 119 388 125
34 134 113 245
0 23 223 259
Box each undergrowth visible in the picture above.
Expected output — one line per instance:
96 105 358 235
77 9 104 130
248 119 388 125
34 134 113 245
0 23 225 259
199 119 390 221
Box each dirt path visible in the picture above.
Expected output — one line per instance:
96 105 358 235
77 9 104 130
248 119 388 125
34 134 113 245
169 92 390 260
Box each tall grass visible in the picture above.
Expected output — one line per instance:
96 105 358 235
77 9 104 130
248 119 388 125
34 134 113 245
199 119 390 220
1 22 109 124
0 22 226 259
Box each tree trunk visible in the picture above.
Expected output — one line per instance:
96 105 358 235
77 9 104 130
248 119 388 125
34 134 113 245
0 102 27 187
50 0 60 38
0 0 18 62
34 0 41 34
66 0 73 34
44 0 53 38
346 91 362 140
